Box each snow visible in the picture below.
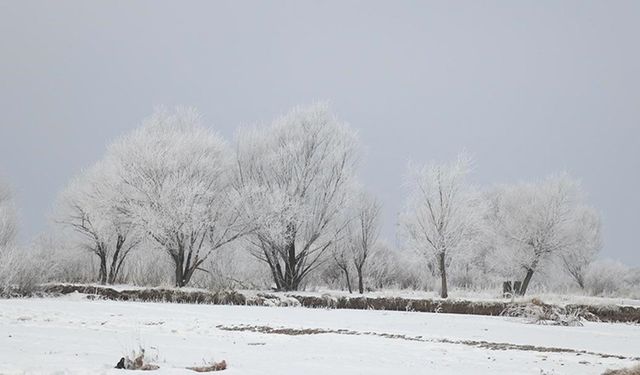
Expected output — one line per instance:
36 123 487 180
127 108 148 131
1 294 638 374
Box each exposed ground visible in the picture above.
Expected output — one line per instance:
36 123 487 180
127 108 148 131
27 283 640 323
1 293 639 374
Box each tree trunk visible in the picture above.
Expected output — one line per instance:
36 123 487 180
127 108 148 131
502 281 513 298
182 260 202 288
175 266 184 287
107 238 122 285
273 262 284 290
344 268 352 293
174 251 186 287
519 268 535 296
438 252 448 299
357 266 364 294
278 240 300 291
107 264 117 285
281 276 300 291
262 239 306 292
285 241 296 290
98 255 107 285
265 256 282 290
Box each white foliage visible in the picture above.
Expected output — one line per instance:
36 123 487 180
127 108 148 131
486 174 601 294
331 189 381 293
0 239 56 296
108 107 249 287
235 103 360 290
399 153 484 298
57 159 139 284
367 242 435 290
559 206 602 289
585 259 630 296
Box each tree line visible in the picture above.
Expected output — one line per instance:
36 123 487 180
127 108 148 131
1 104 606 297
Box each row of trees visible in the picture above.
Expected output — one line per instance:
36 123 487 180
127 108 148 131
58 104 372 290
0 103 599 298
400 156 601 298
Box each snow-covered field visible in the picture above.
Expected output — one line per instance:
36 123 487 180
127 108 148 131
1 294 638 375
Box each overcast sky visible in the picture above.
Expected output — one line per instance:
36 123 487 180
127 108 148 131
1 1 638 265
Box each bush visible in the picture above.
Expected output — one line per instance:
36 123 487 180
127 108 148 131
193 245 271 291
603 364 640 375
0 245 54 296
585 260 630 297
500 299 597 326
121 246 173 287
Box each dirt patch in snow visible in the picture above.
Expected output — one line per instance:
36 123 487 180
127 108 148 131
216 324 640 362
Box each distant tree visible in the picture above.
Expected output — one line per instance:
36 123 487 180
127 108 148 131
366 242 402 289
331 239 354 293
0 181 17 250
348 191 381 294
399 154 483 298
329 191 381 294
487 175 600 295
1 182 56 294
235 103 360 291
559 206 601 289
585 259 629 296
58 161 139 284
109 108 251 287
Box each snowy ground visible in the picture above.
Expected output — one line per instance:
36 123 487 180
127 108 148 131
1 294 638 374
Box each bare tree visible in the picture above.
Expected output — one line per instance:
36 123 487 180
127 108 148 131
110 108 250 287
57 161 139 285
348 191 381 294
235 103 360 291
329 191 380 294
399 154 483 298
487 175 600 295
331 240 353 293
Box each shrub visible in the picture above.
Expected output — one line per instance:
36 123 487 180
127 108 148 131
0 245 54 296
585 260 630 296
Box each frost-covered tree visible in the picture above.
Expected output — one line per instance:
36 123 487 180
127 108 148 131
109 108 250 287
330 191 381 294
0 182 53 294
236 103 360 291
585 259 630 296
58 161 140 284
347 191 381 294
399 154 483 298
366 242 402 289
487 175 600 295
559 206 601 289
331 239 354 293
0 181 17 250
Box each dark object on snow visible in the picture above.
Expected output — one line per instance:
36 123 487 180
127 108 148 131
187 360 227 372
115 357 126 369
114 351 160 371
603 364 640 375
502 281 513 297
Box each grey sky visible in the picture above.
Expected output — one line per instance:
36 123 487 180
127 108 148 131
1 1 638 265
